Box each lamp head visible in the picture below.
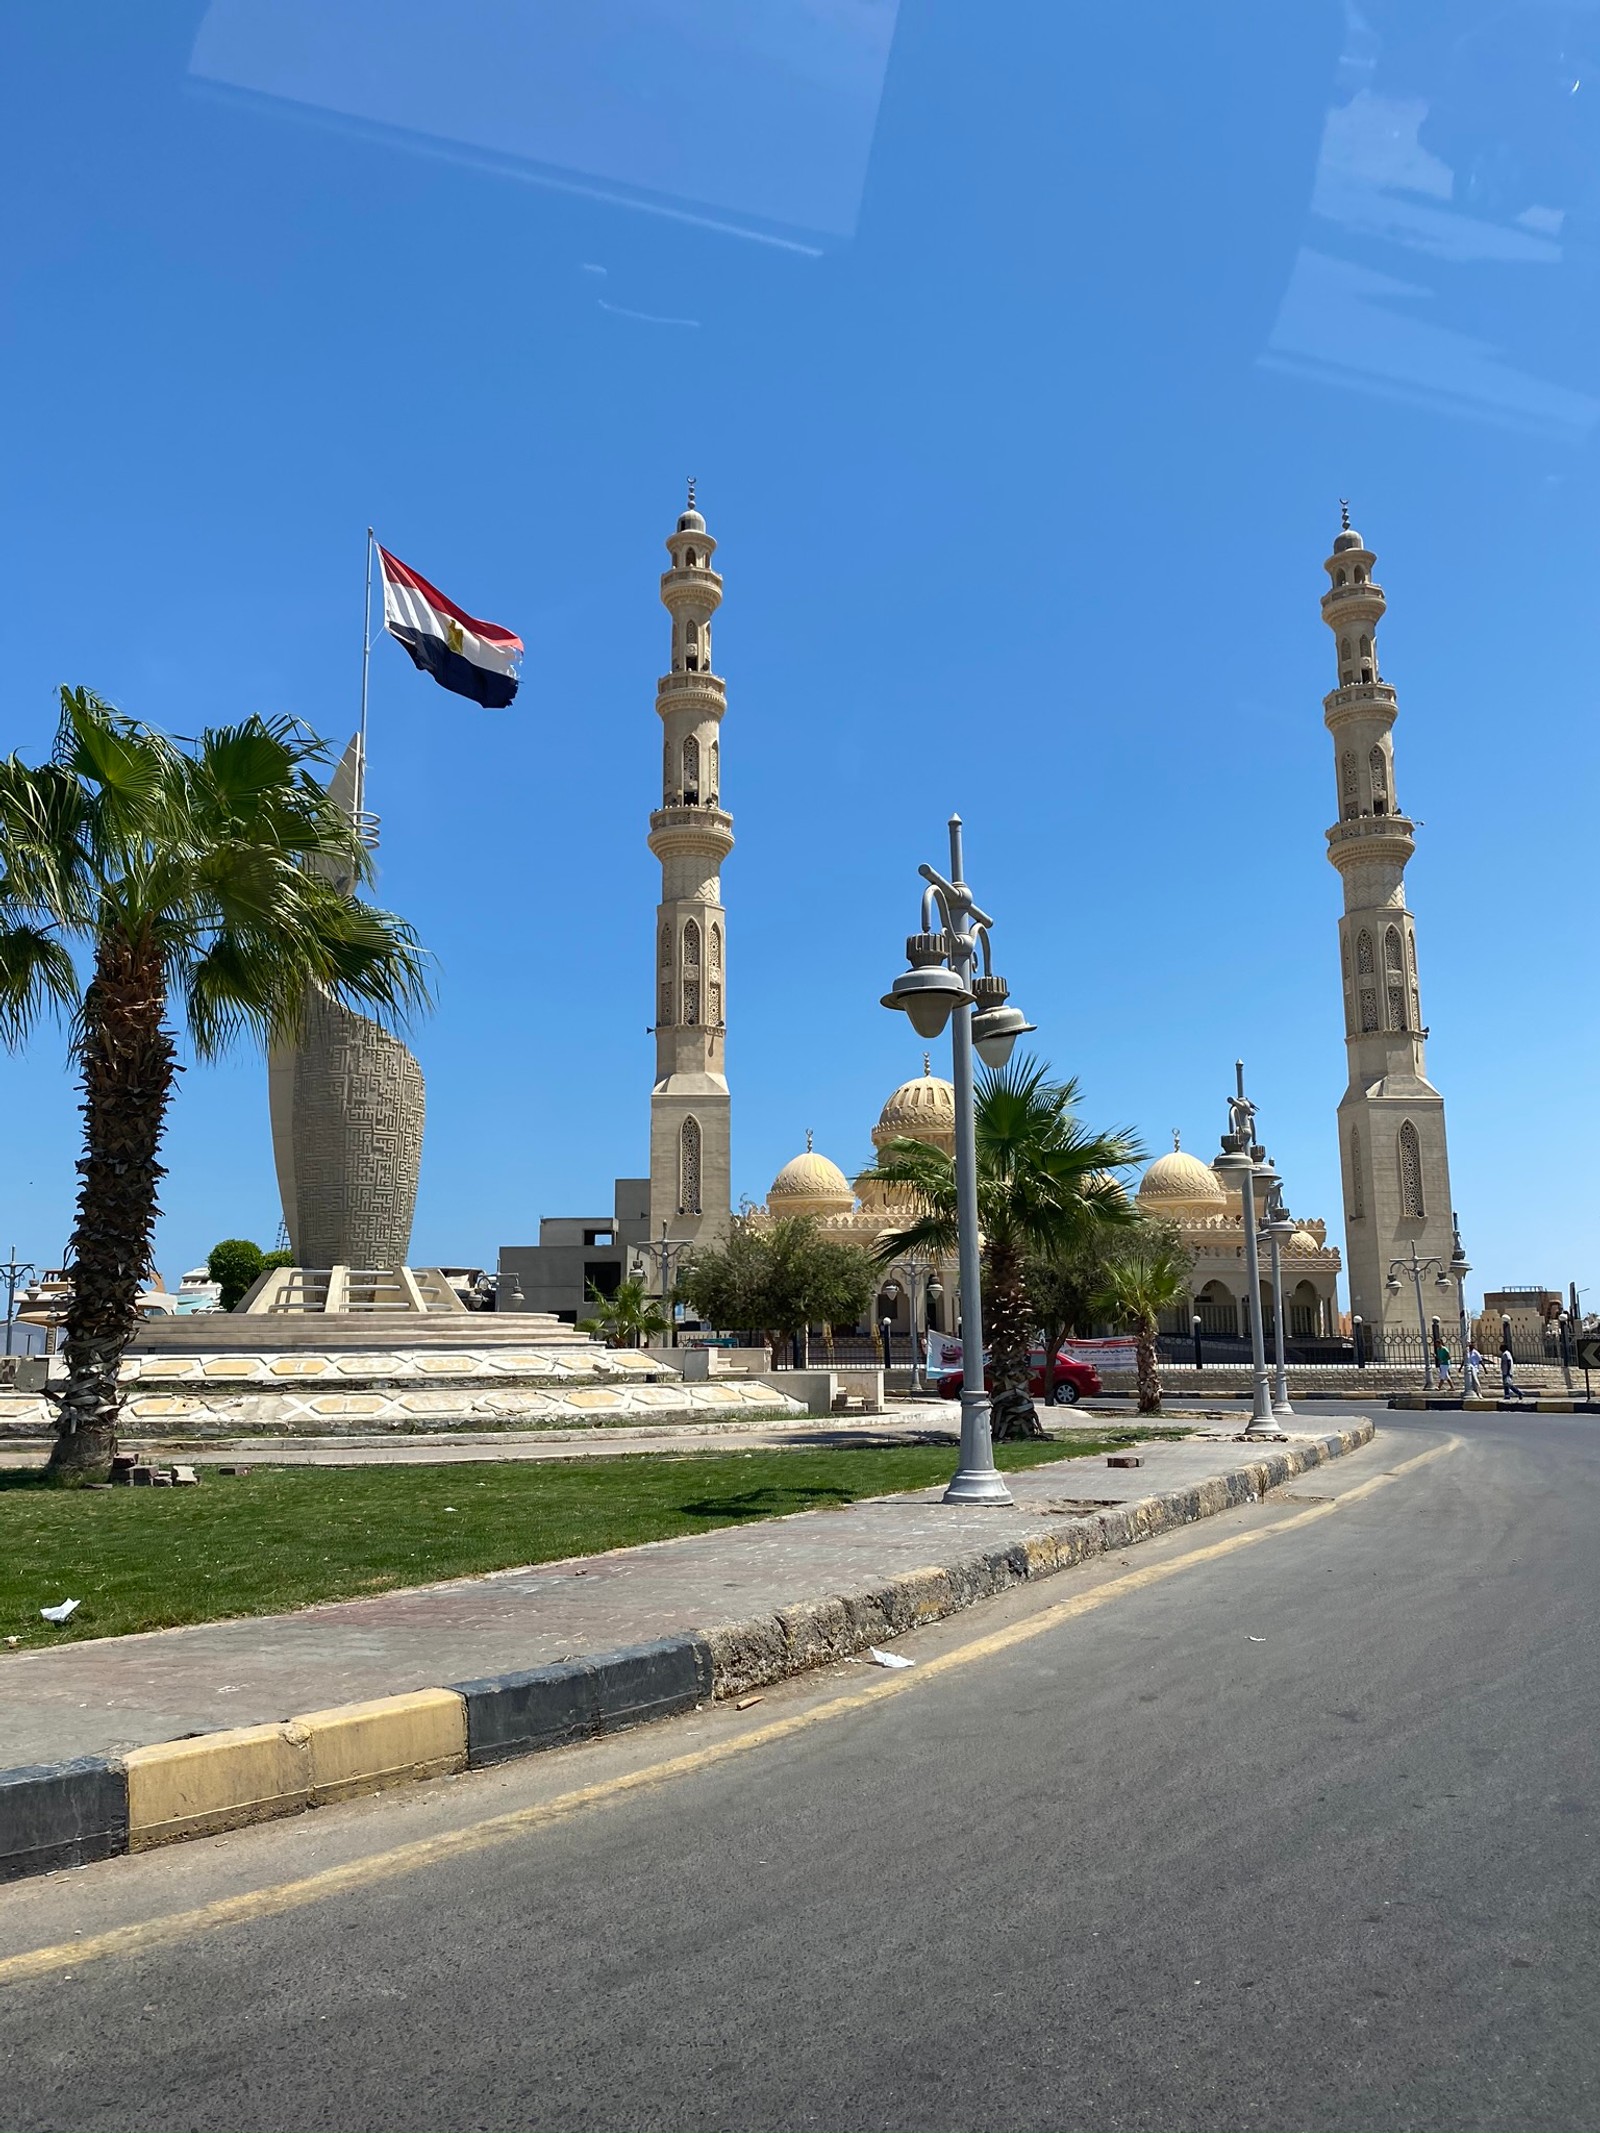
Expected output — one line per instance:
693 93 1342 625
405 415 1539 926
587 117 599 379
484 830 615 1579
927 1276 943 1302
1386 1274 1401 1294
971 999 1036 1068
882 1278 901 1303
881 933 972 1039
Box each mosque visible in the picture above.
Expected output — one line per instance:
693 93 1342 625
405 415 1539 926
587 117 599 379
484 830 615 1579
501 496 1455 1353
754 1097 1342 1349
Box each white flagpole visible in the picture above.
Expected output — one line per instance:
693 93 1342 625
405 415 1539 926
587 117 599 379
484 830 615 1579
357 527 375 828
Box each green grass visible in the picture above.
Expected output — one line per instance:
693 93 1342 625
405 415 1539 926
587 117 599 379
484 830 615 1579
0 1429 1188 1648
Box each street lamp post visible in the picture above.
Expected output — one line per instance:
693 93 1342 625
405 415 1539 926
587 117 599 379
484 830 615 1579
1211 1062 1279 1438
1258 1172 1296 1421
879 1276 901 1373
631 1225 694 1348
1 1248 39 1358
1191 1312 1203 1373
1385 1242 1453 1389
881 814 1034 1505
1449 1212 1472 1390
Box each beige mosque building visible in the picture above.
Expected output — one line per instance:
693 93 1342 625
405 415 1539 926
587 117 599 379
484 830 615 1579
502 497 1460 1350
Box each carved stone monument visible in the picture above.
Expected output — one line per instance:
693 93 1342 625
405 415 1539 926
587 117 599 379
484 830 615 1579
267 735 426 1270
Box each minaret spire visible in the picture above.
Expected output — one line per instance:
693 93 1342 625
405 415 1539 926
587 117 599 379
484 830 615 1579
1319 516 1455 1335
646 487 733 1260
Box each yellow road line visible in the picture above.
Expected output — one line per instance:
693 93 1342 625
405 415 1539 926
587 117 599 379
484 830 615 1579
0 1434 1458 1986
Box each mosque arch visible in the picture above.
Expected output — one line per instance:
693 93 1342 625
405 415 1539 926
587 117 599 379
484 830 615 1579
1196 1279 1238 1338
1289 1280 1321 1338
1369 744 1389 812
1341 751 1359 818
679 1116 702 1216
1356 929 1374 975
1398 1121 1425 1218
682 734 700 798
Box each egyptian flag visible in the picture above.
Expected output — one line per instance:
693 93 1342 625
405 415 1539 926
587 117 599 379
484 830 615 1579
377 546 523 708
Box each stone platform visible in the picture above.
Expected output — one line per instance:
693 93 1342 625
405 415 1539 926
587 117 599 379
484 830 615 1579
1 1316 804 1441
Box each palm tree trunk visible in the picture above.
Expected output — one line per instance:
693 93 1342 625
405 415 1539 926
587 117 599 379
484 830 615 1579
47 930 175 1481
988 1242 1043 1441
1135 1318 1162 1416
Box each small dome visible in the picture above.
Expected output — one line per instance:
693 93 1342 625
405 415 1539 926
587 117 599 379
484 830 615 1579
872 1064 957 1153
677 509 706 533
1332 528 1363 553
768 1148 854 1215
1138 1146 1228 1211
1289 1228 1319 1251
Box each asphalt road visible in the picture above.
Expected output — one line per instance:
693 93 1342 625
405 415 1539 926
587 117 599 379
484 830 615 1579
3 1410 1595 2133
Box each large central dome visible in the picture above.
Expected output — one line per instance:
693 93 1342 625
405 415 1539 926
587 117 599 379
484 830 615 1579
872 1063 957 1155
1137 1144 1228 1216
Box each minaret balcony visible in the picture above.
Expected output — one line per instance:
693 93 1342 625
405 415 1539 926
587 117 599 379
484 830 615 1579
1320 581 1386 618
648 804 735 861
660 567 724 604
1326 813 1415 868
657 670 726 705
1323 680 1397 724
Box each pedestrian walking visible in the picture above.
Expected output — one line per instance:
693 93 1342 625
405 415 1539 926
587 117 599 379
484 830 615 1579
1435 1337 1453 1388
1465 1343 1484 1397
1500 1345 1527 1402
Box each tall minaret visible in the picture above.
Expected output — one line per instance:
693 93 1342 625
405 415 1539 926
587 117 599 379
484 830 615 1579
1321 507 1455 1333
647 484 733 1254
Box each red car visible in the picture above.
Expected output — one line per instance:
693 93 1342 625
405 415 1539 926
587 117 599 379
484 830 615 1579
936 1349 1102 1405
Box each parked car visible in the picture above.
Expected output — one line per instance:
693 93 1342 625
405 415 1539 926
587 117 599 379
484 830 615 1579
936 1349 1102 1405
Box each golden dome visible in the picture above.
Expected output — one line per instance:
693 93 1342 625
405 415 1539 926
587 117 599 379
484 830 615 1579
768 1142 855 1215
1137 1139 1228 1213
872 1060 957 1153
1289 1228 1319 1252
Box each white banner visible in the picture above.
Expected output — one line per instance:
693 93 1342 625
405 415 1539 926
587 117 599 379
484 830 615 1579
1061 1338 1138 1372
927 1333 965 1374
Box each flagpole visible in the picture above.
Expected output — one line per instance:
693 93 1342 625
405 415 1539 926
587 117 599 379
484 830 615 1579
357 527 374 827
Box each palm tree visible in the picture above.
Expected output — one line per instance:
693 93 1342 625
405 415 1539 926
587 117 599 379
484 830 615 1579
0 689 430 1481
1092 1229 1192 1416
577 1276 671 1350
875 1057 1140 1439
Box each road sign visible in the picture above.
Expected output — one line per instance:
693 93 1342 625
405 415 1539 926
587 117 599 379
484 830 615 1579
1575 1336 1600 1372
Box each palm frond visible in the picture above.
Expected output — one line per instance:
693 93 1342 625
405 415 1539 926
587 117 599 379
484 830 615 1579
0 924 80 1046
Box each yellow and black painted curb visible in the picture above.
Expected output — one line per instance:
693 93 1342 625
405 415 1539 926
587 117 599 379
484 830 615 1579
0 1422 1374 1885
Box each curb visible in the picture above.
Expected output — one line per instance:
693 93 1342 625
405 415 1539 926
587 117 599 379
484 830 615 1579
1389 1393 1597 1414
0 1424 1372 1884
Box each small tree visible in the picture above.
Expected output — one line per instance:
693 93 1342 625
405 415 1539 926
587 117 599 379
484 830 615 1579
1091 1226 1192 1415
682 1216 876 1365
876 1059 1140 1440
207 1237 265 1311
0 690 430 1480
578 1276 671 1350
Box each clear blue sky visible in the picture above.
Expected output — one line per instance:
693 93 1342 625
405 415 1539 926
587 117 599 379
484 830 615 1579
3 2 1596 1312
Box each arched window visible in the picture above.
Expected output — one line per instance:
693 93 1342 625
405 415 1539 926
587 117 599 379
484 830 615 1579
685 548 697 568
1359 635 1371 658
681 918 701 1025
1384 926 1403 969
680 1117 702 1215
1356 930 1374 975
683 918 701 967
1350 1127 1364 1219
710 923 722 971
1341 936 1350 979
1336 568 1347 585
685 619 700 672
1341 752 1359 819
709 981 722 1024
1341 637 1352 662
1385 928 1407 1028
1398 1121 1424 1218
682 735 700 798
1354 566 1366 583
709 738 719 798
1369 745 1389 813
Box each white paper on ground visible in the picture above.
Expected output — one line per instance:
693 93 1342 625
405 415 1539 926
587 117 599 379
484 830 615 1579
867 1646 914 1669
39 1599 80 1623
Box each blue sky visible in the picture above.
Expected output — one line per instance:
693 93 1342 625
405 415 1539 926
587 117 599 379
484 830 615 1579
3 2 1596 1311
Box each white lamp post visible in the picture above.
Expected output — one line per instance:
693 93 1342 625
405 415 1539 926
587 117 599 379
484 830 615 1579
881 815 1034 1504
1211 1061 1280 1439
1258 1168 1296 1421
1386 1242 1453 1390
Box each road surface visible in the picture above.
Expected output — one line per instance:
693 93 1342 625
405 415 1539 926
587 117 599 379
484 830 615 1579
2 1410 1594 2132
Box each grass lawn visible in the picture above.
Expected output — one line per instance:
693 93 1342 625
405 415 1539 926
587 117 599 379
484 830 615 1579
0 1429 1188 1648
